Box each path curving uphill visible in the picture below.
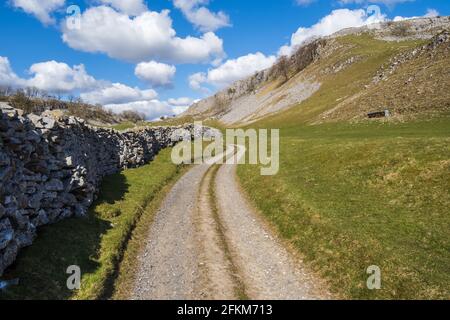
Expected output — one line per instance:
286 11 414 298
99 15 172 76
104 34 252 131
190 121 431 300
132 145 331 300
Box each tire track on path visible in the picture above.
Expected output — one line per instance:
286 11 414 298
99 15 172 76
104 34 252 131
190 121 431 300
132 145 331 300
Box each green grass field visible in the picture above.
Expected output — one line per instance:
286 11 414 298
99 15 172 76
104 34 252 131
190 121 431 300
236 34 450 299
110 116 198 132
0 149 184 300
111 121 137 131
238 120 450 299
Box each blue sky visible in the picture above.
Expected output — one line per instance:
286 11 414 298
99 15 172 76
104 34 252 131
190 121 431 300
0 0 449 119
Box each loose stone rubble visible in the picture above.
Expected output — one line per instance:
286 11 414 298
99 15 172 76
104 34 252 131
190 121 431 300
373 31 450 83
0 102 215 276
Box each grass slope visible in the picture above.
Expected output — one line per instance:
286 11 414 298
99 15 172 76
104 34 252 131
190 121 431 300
237 34 450 299
238 120 450 299
253 35 426 128
0 148 184 300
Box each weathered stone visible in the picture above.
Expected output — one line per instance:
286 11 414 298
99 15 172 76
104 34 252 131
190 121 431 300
8 210 29 230
27 113 41 126
74 203 87 217
23 173 42 182
45 179 64 192
0 219 14 250
15 223 36 248
61 193 77 206
31 209 50 227
0 104 17 117
41 117 56 130
28 192 42 209
0 240 19 274
58 208 72 220
4 195 15 206
25 186 37 194
43 191 58 199
6 136 22 145
0 204 5 219
25 130 41 143
0 152 10 166
0 166 13 182
65 156 74 168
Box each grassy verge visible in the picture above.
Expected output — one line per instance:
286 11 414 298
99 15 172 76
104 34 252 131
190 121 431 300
110 118 224 132
1 148 184 300
237 119 450 299
111 121 137 131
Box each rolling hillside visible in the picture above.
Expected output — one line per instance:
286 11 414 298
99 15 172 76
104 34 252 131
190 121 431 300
184 17 450 299
183 17 450 125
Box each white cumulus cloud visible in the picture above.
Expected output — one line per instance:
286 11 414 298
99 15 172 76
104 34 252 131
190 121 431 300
189 72 208 92
167 97 197 114
135 61 176 87
393 8 440 22
95 0 147 16
104 100 172 120
26 61 99 93
189 52 276 90
173 0 231 32
168 97 196 106
61 6 225 64
338 0 415 7
104 97 193 120
1 56 100 93
278 8 387 56
0 57 24 87
424 8 440 18
10 0 65 25
80 83 157 105
0 55 194 120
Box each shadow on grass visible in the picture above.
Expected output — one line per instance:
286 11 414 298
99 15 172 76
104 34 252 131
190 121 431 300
0 173 129 300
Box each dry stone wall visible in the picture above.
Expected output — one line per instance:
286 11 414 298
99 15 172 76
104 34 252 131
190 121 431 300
0 103 209 276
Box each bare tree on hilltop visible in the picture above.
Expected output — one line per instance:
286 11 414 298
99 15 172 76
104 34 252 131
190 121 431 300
0 86 119 124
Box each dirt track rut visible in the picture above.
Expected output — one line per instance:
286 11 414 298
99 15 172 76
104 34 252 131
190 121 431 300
132 146 330 300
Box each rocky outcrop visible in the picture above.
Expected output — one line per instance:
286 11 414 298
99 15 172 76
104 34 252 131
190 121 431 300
0 103 213 276
183 17 450 125
183 39 326 124
182 41 328 125
373 30 450 84
333 16 450 41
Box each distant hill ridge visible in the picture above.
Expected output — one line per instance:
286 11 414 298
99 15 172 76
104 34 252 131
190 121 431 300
183 16 450 125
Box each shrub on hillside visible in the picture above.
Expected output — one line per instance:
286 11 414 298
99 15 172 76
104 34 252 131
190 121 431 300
273 55 290 83
67 100 116 123
392 23 410 37
1 87 118 124
120 110 146 123
9 90 34 113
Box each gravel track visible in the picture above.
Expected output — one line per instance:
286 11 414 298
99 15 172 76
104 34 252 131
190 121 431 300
132 164 209 300
132 145 330 300
215 146 330 299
